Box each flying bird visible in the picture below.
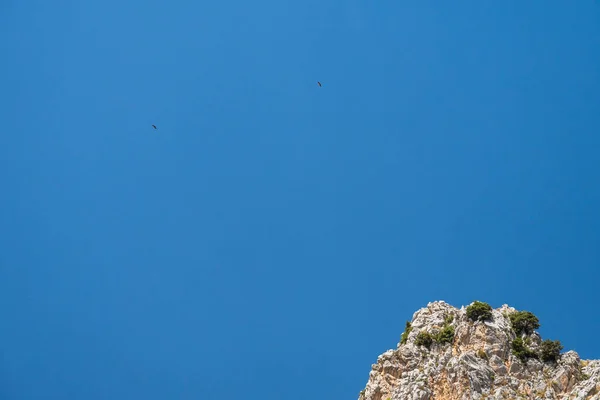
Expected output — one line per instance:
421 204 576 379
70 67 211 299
152 124 157 129
317 81 322 87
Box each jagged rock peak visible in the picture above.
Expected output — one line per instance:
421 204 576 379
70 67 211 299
358 300 600 400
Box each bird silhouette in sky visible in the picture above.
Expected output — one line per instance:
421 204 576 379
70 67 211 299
317 81 322 87
152 124 157 129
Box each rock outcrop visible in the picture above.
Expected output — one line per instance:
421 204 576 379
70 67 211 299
358 301 600 400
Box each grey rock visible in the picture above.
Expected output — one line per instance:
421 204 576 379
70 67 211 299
358 301 600 400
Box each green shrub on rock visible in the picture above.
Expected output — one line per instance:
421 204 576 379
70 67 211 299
511 337 538 362
415 331 434 348
539 340 563 362
435 325 455 345
400 321 413 345
477 349 489 360
466 301 493 322
509 311 540 335
444 314 454 325
581 373 591 381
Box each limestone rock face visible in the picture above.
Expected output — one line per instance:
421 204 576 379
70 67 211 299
358 301 600 400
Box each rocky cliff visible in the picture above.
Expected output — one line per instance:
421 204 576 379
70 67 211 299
358 301 600 400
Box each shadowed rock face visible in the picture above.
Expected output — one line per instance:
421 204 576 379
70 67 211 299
358 301 600 400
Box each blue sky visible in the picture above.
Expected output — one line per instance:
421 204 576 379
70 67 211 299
1 1 599 399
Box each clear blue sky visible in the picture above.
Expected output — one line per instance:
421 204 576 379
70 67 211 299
1 1 599 399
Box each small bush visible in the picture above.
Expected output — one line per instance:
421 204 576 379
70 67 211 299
509 311 540 335
400 321 413 345
415 331 434 348
435 325 455 345
511 337 538 362
466 301 493 322
444 314 454 325
477 348 489 360
539 339 563 362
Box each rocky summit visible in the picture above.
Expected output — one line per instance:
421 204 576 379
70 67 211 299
358 301 600 400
